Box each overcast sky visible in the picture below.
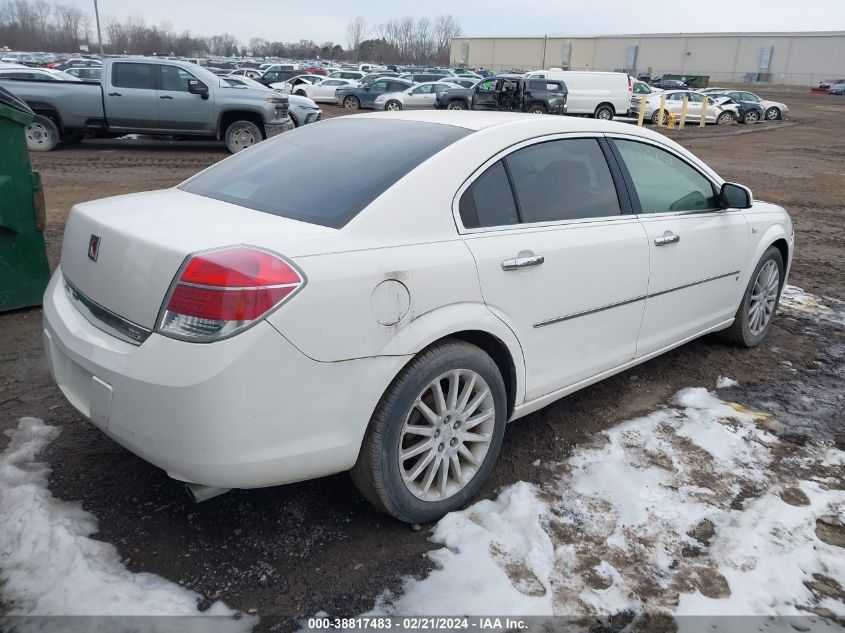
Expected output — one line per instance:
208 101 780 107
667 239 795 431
69 0 844 45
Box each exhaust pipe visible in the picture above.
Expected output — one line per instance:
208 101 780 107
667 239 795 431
184 483 231 503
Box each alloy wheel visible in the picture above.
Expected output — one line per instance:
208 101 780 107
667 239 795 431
748 260 779 335
398 369 495 501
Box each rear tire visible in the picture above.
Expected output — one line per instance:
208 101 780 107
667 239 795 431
724 246 784 347
26 115 60 152
224 120 263 153
351 339 507 524
594 104 614 120
527 103 547 114
385 100 402 111
651 110 668 125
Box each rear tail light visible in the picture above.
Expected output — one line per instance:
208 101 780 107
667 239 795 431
628 75 633 93
156 246 305 342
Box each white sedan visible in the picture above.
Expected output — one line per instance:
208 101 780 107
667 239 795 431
643 90 736 125
374 81 462 111
43 112 793 523
295 77 358 103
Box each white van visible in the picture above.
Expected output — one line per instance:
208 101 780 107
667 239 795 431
524 70 632 120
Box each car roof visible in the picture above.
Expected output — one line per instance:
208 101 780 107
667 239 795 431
353 110 668 137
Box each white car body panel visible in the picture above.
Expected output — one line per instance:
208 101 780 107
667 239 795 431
525 70 631 116
302 78 357 103
43 111 793 491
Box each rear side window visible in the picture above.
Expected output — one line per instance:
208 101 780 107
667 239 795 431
507 139 621 223
112 63 156 89
459 161 518 229
180 119 471 229
613 139 718 213
528 80 563 91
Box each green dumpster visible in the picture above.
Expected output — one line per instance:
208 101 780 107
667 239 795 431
0 86 50 312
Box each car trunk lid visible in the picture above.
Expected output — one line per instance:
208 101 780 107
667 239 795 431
60 188 335 331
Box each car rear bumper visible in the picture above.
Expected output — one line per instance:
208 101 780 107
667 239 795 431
42 268 404 490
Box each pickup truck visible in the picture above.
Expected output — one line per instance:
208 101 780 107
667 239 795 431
1 58 293 153
434 74 568 115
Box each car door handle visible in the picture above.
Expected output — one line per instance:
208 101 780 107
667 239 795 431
654 231 681 246
159 95 173 100
107 92 121 97
501 255 545 270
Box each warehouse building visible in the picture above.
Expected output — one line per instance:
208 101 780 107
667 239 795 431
450 31 845 86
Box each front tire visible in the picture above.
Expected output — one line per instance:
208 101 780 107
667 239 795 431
716 111 735 126
295 89 307 96
742 110 760 124
224 120 263 153
343 96 360 111
765 107 781 120
26 115 60 151
725 246 784 347
351 339 508 524
447 100 468 110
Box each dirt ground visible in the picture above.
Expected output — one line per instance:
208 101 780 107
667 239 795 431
0 89 843 628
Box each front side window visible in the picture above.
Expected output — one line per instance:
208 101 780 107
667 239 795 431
507 139 621 223
459 161 518 229
613 139 718 213
368 81 387 91
112 63 156 90
160 66 194 92
478 79 496 91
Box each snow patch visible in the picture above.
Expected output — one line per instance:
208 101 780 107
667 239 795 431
716 376 738 389
0 417 255 630
780 285 845 325
370 389 845 619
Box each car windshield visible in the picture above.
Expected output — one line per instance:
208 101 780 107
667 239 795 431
180 119 472 228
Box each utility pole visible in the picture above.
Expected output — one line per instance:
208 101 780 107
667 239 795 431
541 34 548 70
93 0 104 57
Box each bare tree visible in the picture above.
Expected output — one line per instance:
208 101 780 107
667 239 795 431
434 15 461 64
345 16 366 60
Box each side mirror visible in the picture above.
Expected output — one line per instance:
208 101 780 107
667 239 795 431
188 79 208 99
720 182 752 209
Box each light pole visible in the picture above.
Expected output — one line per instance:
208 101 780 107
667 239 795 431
93 0 104 57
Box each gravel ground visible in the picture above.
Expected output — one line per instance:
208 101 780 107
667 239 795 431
0 88 843 629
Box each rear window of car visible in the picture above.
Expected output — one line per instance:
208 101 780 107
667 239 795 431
180 119 472 229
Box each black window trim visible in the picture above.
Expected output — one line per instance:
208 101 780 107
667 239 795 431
605 135 724 216
453 133 636 233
